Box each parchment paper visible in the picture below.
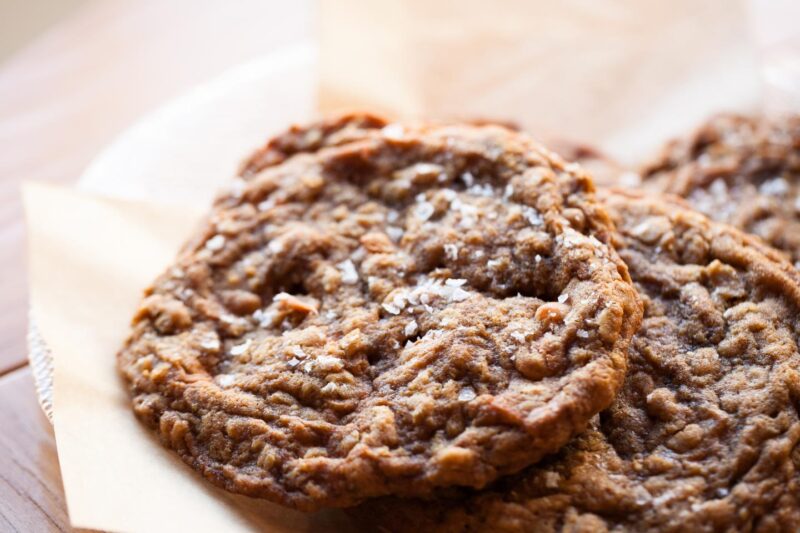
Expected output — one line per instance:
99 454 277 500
319 0 762 164
24 183 353 532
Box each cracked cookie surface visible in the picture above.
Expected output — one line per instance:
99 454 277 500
641 114 800 266
117 114 641 510
354 190 800 531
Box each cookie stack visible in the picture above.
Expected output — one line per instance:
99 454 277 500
118 114 800 531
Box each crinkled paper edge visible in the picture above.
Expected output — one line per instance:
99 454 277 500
27 311 54 423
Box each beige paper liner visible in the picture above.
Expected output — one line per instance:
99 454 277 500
24 183 353 532
319 0 762 164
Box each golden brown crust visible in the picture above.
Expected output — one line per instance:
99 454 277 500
117 114 641 510
641 114 800 265
354 190 800 531
546 139 631 189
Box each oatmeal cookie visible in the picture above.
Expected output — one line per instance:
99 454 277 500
117 115 641 510
641 114 800 266
355 189 800 531
546 139 634 189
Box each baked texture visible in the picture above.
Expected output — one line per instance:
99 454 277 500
117 114 641 510
354 189 800 532
641 114 800 266
546 139 633 190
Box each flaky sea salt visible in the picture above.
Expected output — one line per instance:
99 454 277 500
576 329 590 339
510 331 526 343
451 288 470 302
557 293 569 304
337 259 359 284
405 320 418 337
316 355 344 372
287 357 301 368
253 308 276 328
424 329 444 339
386 226 404 242
350 246 367 262
199 334 220 351
205 234 226 251
382 291 409 315
290 346 307 358
383 303 401 315
710 179 728 197
382 123 404 140
320 382 339 394
216 374 236 387
461 171 475 187
414 202 435 221
268 239 284 253
441 189 457 201
413 163 443 176
444 243 459 261
759 177 789 196
405 278 473 308
229 339 252 356
458 386 477 402
523 206 543 226
257 198 276 211
467 183 494 197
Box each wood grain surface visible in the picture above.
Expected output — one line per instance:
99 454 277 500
0 367 69 532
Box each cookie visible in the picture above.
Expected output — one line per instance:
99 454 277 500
117 114 641 510
546 139 635 189
641 114 800 266
355 189 800 531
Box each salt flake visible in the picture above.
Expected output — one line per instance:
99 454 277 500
382 123 404 139
458 386 477 402
337 259 359 284
444 243 459 261
229 339 252 356
414 202 435 221
205 235 226 251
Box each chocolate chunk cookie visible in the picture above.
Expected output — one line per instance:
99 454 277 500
355 190 800 531
641 114 800 266
117 115 641 510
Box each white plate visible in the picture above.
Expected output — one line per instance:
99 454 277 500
79 43 316 204
29 44 317 419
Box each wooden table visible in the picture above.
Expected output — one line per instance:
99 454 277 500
0 1 306 529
